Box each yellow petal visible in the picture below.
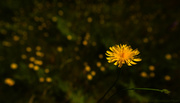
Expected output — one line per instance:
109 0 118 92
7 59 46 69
126 60 132 66
106 51 113 55
114 62 118 65
105 53 112 56
133 58 142 61
118 63 123 68
130 61 137 65
133 49 140 55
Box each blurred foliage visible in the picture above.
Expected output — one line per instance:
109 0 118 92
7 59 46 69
0 0 180 103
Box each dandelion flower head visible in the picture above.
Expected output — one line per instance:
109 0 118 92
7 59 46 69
106 44 141 68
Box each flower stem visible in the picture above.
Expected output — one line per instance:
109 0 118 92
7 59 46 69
106 88 170 102
97 68 121 103
127 88 170 94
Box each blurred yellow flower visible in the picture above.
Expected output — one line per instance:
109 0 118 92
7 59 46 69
87 17 93 23
100 66 105 72
26 47 32 52
67 35 72 40
87 74 93 80
164 75 171 81
34 60 43 65
149 65 155 71
58 10 64 16
2 41 11 47
75 56 80 60
28 63 34 68
96 62 101 67
52 16 58 22
106 44 141 68
10 63 18 69
143 38 148 43
39 77 45 82
91 71 96 76
29 57 35 62
46 77 52 82
45 68 50 73
98 54 103 59
165 54 172 60
149 72 155 77
57 46 63 52
4 78 15 86
36 51 44 57
36 46 41 51
21 54 27 59
33 65 39 71
13 35 20 41
85 65 91 71
140 72 148 78
82 40 88 46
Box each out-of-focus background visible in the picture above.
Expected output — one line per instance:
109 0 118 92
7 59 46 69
0 0 180 103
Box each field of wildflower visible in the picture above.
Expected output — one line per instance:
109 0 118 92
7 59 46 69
0 0 180 103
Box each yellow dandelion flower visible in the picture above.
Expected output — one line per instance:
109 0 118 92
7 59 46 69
149 65 155 71
10 63 18 69
58 10 64 16
75 56 80 60
34 60 43 65
85 65 91 71
39 77 45 82
57 46 63 52
82 40 88 46
21 54 27 59
2 41 11 47
149 72 155 77
46 77 52 82
4 78 15 86
26 47 32 52
33 65 39 71
67 35 72 40
29 57 35 62
99 54 103 59
52 16 58 22
91 71 96 76
140 72 148 78
28 63 34 68
87 17 93 23
36 51 43 57
165 54 172 60
143 38 148 43
96 62 101 67
13 35 20 41
45 68 50 73
100 66 105 72
87 74 93 80
164 75 171 81
36 46 41 51
106 44 141 68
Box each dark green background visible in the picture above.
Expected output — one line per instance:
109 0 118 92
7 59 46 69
0 0 180 103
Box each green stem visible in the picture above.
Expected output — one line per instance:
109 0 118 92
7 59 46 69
97 68 121 103
128 88 170 94
106 88 170 102
128 88 161 92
